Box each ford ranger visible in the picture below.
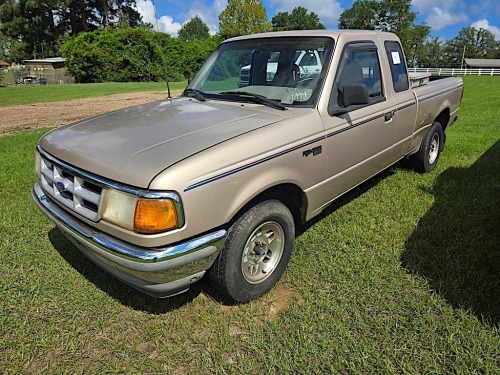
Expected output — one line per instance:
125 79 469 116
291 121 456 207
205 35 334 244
32 30 463 303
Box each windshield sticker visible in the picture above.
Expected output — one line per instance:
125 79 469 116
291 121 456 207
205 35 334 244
391 51 401 65
292 91 308 101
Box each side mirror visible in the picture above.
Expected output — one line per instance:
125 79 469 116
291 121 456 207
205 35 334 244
338 83 369 107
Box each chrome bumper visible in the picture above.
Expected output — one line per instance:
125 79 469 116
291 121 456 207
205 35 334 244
32 183 227 298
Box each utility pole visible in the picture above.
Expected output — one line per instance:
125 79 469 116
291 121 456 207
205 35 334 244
460 45 466 70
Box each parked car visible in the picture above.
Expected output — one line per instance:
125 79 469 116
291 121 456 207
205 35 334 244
238 49 323 87
33 30 463 303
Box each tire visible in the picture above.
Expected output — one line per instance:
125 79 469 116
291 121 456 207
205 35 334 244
209 199 295 303
411 121 444 173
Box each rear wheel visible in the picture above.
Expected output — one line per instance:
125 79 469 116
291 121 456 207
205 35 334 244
411 121 444 173
209 199 295 303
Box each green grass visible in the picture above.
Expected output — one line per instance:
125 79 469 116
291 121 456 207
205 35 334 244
0 76 499 373
0 81 187 106
201 77 240 91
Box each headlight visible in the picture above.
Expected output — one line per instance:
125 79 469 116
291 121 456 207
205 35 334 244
100 189 136 231
100 189 180 234
35 149 41 179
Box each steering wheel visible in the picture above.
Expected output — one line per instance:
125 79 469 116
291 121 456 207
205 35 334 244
294 64 306 79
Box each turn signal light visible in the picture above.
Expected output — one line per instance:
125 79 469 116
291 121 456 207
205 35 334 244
134 199 178 234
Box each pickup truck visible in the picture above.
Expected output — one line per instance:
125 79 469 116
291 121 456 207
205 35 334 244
238 49 323 87
32 30 463 303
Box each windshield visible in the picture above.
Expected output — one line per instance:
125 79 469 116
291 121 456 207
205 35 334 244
186 36 334 107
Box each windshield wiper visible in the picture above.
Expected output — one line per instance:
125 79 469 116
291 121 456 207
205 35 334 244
183 88 207 102
218 91 287 111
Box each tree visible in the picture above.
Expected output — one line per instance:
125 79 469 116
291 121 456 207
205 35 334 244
338 0 430 60
405 24 433 67
338 0 378 30
96 0 143 29
218 0 271 40
0 0 69 60
272 6 325 31
0 32 8 61
0 0 144 61
416 37 447 68
61 27 166 82
443 27 500 67
178 16 210 41
63 0 143 36
60 27 219 82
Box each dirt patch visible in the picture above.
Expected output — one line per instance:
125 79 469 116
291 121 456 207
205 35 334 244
268 283 295 317
0 90 183 136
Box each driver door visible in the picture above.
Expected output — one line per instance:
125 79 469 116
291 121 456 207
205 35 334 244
318 42 399 204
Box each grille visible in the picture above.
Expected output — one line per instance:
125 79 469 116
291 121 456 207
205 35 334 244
240 69 250 83
39 155 103 221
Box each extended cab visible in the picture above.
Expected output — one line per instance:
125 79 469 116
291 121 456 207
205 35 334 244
33 30 463 303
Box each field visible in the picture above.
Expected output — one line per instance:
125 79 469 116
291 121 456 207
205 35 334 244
0 82 187 136
0 77 498 373
0 81 187 106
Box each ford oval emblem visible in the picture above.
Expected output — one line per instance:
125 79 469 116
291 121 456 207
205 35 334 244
56 182 66 191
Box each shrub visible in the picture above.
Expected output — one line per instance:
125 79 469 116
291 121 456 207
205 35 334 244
60 28 219 83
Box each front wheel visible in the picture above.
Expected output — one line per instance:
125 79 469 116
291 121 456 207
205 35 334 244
411 121 444 173
209 199 295 303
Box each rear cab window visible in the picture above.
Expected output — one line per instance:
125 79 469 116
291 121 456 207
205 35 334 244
384 41 409 92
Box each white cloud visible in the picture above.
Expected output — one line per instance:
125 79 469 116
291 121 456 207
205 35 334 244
157 15 183 35
269 0 343 26
426 7 468 30
135 0 156 26
134 0 182 35
181 0 228 35
471 19 500 40
412 0 468 30
134 0 227 36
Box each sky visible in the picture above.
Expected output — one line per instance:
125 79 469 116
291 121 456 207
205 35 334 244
134 0 500 41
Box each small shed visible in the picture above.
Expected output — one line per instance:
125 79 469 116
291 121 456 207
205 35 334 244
0 61 10 70
23 57 74 84
464 59 500 69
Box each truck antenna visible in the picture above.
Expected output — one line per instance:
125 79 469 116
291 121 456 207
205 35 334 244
152 0 172 99
166 70 172 99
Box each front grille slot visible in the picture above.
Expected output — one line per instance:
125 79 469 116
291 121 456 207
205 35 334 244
39 155 103 222
83 199 98 212
60 191 73 201
84 181 102 194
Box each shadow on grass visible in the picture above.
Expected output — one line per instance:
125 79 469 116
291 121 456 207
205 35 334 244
48 228 221 313
402 141 500 325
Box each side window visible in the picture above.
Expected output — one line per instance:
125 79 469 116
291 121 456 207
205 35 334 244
384 41 409 92
329 44 384 115
299 51 318 67
347 50 383 99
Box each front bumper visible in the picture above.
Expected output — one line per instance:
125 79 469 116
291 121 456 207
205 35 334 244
32 183 227 298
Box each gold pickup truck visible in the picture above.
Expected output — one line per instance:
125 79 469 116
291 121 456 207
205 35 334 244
32 30 463 303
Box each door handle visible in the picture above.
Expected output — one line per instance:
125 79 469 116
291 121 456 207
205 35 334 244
385 111 394 122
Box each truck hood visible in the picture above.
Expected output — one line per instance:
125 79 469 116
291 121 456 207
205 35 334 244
40 97 298 188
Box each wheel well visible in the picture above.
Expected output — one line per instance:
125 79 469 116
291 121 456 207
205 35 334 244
231 184 307 228
435 108 450 131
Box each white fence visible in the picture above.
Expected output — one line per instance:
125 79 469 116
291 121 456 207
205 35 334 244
408 67 500 76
